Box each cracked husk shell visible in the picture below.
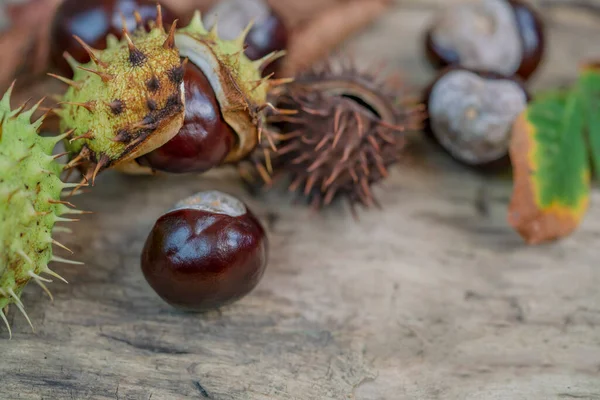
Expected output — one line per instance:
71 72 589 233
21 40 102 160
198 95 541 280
57 14 185 181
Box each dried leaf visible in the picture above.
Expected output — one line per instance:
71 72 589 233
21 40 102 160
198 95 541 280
280 0 391 77
508 90 590 245
269 0 344 29
0 0 61 91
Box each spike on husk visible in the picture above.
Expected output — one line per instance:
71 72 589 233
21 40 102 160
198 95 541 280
0 85 82 337
58 6 186 181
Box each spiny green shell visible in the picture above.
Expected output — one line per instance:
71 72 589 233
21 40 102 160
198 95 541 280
176 11 279 163
0 86 78 335
59 24 185 176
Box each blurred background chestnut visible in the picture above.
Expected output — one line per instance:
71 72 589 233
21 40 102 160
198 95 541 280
424 66 530 170
425 0 545 80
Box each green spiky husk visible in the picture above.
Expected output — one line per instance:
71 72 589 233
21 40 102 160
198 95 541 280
0 86 72 316
60 23 185 175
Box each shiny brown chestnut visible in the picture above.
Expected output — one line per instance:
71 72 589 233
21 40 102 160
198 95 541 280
424 66 530 169
141 191 268 311
202 0 288 76
425 0 545 80
50 0 177 76
136 61 236 174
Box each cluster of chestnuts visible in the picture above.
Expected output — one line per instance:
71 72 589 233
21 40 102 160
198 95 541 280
423 0 544 169
45 0 288 311
51 0 288 177
2 0 548 325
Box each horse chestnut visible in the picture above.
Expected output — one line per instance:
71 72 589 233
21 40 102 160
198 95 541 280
424 67 530 168
202 0 288 76
425 0 545 80
136 62 236 174
141 191 268 311
50 0 177 76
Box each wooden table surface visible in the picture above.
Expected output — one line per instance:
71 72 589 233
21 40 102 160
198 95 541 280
2 1 600 399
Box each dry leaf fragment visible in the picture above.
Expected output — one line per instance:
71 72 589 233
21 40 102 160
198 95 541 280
269 0 344 29
280 0 391 77
0 0 61 92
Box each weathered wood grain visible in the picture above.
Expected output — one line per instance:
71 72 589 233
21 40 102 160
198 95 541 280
2 1 600 399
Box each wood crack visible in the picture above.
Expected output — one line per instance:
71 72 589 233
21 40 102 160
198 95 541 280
99 333 190 355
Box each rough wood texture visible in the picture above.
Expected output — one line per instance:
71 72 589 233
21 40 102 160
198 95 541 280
2 1 600 399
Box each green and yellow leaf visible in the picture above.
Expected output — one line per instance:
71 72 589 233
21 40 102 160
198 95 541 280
508 90 590 245
579 64 600 176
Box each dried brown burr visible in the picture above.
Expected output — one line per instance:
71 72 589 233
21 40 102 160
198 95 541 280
242 60 424 212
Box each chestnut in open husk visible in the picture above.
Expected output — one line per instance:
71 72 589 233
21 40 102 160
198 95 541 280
137 61 236 174
425 0 545 80
109 11 285 177
141 191 268 312
424 66 530 169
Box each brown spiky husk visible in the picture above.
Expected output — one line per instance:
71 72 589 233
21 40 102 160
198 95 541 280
243 60 424 211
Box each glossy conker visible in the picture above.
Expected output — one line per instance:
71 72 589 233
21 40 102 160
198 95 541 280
141 191 268 311
202 0 288 76
425 0 545 80
50 0 177 76
424 66 530 169
136 61 236 174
